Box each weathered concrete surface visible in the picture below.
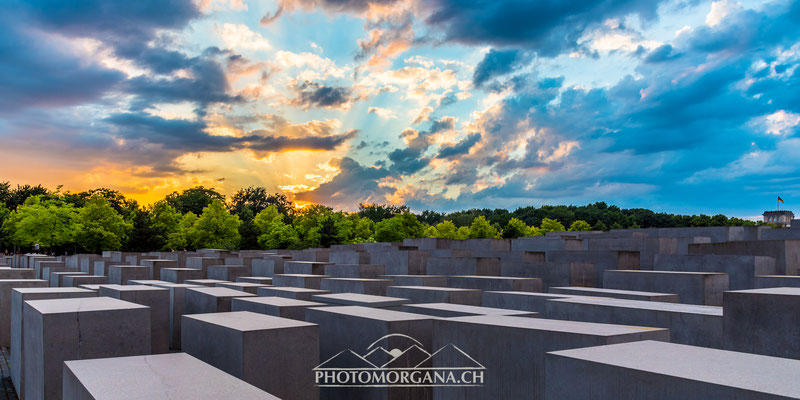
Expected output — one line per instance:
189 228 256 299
482 291 581 313
160 267 204 283
272 273 330 289
545 296 722 348
232 296 327 320
723 287 800 359
128 279 170 286
425 256 501 276
603 270 729 306
0 279 49 346
689 239 800 275
320 277 393 296
93 260 129 277
62 353 280 399
432 315 668 400
447 275 542 292
257 286 330 301
99 284 170 354
207 265 250 282
324 263 385 279
379 274 448 287
184 279 229 287
386 285 482 306
754 275 800 288
49 271 87 287
654 254 776 290
402 303 538 318
152 283 202 350
499 261 595 290
23 297 151 400
545 340 800 400
10 287 96 399
218 281 268 294
108 265 150 285
182 311 318 399
547 250 640 286
63 275 108 287
311 293 411 309
185 257 223 276
284 261 332 275
370 249 428 275
0 268 35 280
184 287 256 314
140 259 178 280
549 286 679 302
251 256 290 277
236 276 273 285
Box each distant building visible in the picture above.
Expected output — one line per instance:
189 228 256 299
763 210 794 227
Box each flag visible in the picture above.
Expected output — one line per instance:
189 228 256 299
778 197 785 203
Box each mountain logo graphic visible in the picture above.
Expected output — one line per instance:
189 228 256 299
314 333 486 387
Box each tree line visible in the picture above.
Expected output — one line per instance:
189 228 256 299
0 182 758 253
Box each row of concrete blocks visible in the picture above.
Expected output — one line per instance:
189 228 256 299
23 294 800 400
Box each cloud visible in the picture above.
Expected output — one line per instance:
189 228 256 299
215 23 272 51
289 80 355 109
294 157 394 208
436 133 481 158
368 107 398 119
472 49 529 87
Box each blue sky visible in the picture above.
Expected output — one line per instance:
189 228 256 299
0 0 798 218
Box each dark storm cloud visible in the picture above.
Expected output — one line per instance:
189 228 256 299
290 81 353 109
294 157 394 206
436 133 481 158
472 49 529 87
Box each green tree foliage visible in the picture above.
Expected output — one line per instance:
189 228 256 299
425 220 461 239
0 183 49 210
74 196 133 253
3 196 76 249
352 217 375 242
0 202 10 250
254 205 300 249
189 199 241 250
124 208 159 252
568 220 592 231
165 186 225 215
469 216 500 238
503 217 533 238
166 212 198 250
374 212 425 242
593 220 609 231
539 218 566 233
357 203 410 222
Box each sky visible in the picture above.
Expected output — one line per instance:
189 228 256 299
1 0 799 218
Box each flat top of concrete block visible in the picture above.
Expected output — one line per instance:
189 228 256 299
550 286 677 297
185 279 230 285
187 287 256 298
235 296 326 308
287 261 331 265
323 278 394 283
0 279 48 284
486 291 586 299
756 275 800 278
186 311 315 331
727 287 800 295
548 296 723 315
72 275 107 279
209 264 246 268
128 280 170 285
548 340 800 397
606 270 727 276
164 268 202 271
445 314 667 336
275 273 331 278
79 285 103 290
311 293 411 307
404 303 537 315
380 275 447 278
64 353 280 399
13 287 95 295
450 275 538 281
109 265 148 269
50 271 86 275
221 282 268 288
260 286 326 293
99 284 169 292
143 259 176 263
25 296 148 314
308 305 432 322
187 256 223 259
389 285 480 293
153 283 204 289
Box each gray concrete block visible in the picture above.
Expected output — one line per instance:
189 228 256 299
152 283 203 350
689 239 800 275
380 274 448 287
604 270 729 306
723 287 800 359
432 315 668 400
311 293 411 309
93 260 128 276
545 340 800 400
0 268 35 280
654 254 776 290
23 297 151 400
232 296 327 320
258 286 330 301
284 261 332 275
99 284 170 354
63 275 108 287
128 279 170 286
370 249 428 275
185 256 223 276
425 256 501 276
0 279 49 346
184 287 256 314
402 303 538 318
50 272 87 287
218 281 268 294
34 260 64 279
320 277 393 296
273 273 329 289
755 275 800 288
482 291 580 313
545 296 723 348
140 259 178 280
160 267 204 283
448 275 542 292
324 263 385 278
251 256 290 277
387 285 482 305
10 288 95 398
108 265 150 285
549 286 679 302
500 261 595 290
62 353 280 399
207 265 250 282
41 265 70 282
236 276 273 285
182 311 318 399
184 279 230 287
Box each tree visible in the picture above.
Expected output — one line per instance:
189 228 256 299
4 196 76 250
74 196 133 253
0 202 10 251
165 186 225 215
539 218 566 233
190 199 241 249
254 205 300 249
374 212 424 242
426 220 460 239
592 220 608 231
151 202 181 239
352 217 375 242
568 220 592 231
230 187 292 216
166 212 198 250
357 203 410 222
503 218 532 238
469 216 500 239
